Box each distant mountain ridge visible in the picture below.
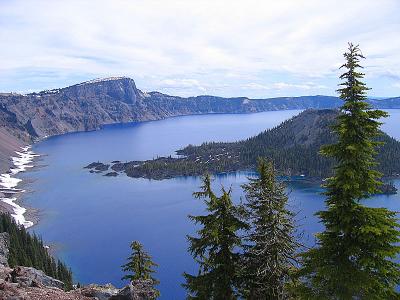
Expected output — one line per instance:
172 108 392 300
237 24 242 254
1 77 399 171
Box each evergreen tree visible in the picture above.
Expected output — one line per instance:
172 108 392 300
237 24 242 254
240 159 299 299
121 241 160 298
297 43 400 298
0 213 73 290
183 175 247 299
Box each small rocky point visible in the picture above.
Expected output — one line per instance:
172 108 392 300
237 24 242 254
0 233 157 300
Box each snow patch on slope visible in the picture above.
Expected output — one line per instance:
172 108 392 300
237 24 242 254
0 146 39 228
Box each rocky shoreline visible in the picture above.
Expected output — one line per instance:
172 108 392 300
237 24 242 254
84 160 399 195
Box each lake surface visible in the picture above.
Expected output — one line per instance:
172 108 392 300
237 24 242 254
20 109 400 299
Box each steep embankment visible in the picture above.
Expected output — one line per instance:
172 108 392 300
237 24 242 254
0 228 156 300
88 109 400 180
0 103 34 173
1 77 400 173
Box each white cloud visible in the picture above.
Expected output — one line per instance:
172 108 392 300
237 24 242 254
160 79 206 92
0 0 399 97
241 83 270 90
272 82 328 91
241 81 328 92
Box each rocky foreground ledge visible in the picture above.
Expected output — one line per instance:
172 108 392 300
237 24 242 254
0 233 157 300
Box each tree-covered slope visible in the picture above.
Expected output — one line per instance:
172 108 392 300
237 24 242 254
96 109 400 180
0 213 73 290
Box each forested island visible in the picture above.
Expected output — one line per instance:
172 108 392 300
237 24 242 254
85 109 400 194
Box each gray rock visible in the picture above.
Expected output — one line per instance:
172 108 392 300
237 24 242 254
11 266 64 289
0 265 12 282
109 280 159 300
0 232 9 267
84 162 109 172
104 172 118 177
80 283 119 300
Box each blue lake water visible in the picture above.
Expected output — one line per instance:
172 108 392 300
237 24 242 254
20 109 400 299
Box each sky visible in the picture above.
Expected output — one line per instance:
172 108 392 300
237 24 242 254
0 0 400 98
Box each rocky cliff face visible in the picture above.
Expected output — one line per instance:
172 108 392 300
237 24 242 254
1 77 399 173
0 77 141 138
0 104 34 172
0 233 9 267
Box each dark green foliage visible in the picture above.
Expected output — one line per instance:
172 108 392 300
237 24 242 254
122 109 400 180
240 159 299 299
183 175 248 299
297 44 400 299
122 241 160 298
0 213 73 290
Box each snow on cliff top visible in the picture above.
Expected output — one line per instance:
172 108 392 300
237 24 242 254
28 77 132 96
76 76 131 86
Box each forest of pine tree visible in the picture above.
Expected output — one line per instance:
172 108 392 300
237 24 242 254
0 213 73 290
184 160 300 299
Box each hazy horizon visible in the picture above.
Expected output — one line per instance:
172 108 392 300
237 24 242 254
0 76 399 100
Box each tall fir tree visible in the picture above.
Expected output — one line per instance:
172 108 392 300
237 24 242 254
297 43 400 299
122 241 160 299
183 175 248 299
240 159 299 299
